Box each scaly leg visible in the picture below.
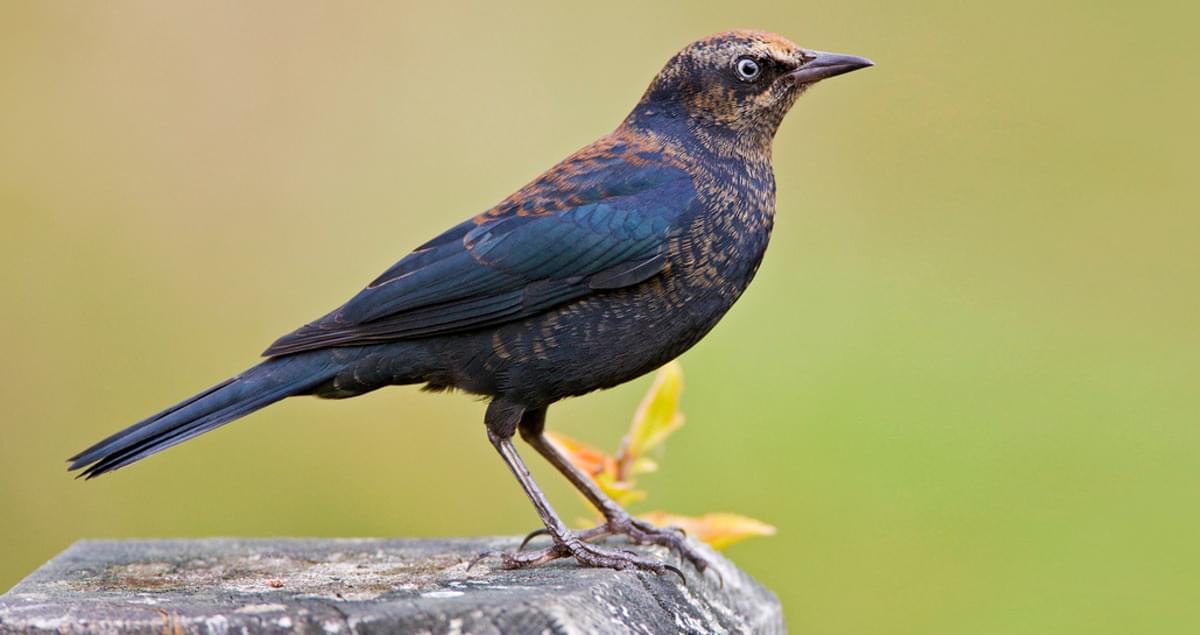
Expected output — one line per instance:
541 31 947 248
483 400 683 580
516 407 713 574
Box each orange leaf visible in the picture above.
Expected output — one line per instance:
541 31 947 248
638 511 776 550
545 431 617 480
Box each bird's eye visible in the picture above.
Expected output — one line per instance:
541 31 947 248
735 57 761 81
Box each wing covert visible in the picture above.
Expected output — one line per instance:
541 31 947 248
264 136 697 357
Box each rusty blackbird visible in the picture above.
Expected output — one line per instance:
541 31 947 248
70 31 872 576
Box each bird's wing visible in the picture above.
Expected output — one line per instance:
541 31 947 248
263 135 697 356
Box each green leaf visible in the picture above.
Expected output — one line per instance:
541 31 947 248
624 361 685 460
629 456 659 476
595 472 646 507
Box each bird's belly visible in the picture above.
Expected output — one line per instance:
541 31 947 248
470 272 742 406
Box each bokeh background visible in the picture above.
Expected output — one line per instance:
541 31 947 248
1 1 1196 632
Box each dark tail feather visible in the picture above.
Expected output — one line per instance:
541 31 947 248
68 351 341 479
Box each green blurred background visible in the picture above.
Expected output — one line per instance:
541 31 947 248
1 1 1196 632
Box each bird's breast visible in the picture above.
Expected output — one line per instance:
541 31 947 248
673 160 776 304
467 155 778 403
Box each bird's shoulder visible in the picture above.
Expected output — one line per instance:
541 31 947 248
469 128 697 225
365 128 700 292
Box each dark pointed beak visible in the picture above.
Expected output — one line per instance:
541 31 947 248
789 51 874 84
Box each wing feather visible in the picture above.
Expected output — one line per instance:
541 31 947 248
263 137 697 357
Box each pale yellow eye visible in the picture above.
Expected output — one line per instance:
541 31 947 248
735 57 761 81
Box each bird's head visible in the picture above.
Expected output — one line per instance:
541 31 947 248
628 30 873 152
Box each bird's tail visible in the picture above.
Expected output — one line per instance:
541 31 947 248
68 350 343 479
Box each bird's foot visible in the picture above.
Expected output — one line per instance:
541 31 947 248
520 513 714 576
503 533 685 582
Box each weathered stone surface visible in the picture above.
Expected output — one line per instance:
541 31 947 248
0 538 783 634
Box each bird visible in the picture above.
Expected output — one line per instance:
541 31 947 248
69 30 872 577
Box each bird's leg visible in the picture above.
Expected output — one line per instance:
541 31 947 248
515 408 713 574
484 400 682 579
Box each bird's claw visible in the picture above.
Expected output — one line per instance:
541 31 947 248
618 515 716 579
466 549 504 571
517 514 716 580
503 536 684 582
518 527 552 550
663 563 688 586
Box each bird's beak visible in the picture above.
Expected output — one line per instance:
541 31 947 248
788 51 874 85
